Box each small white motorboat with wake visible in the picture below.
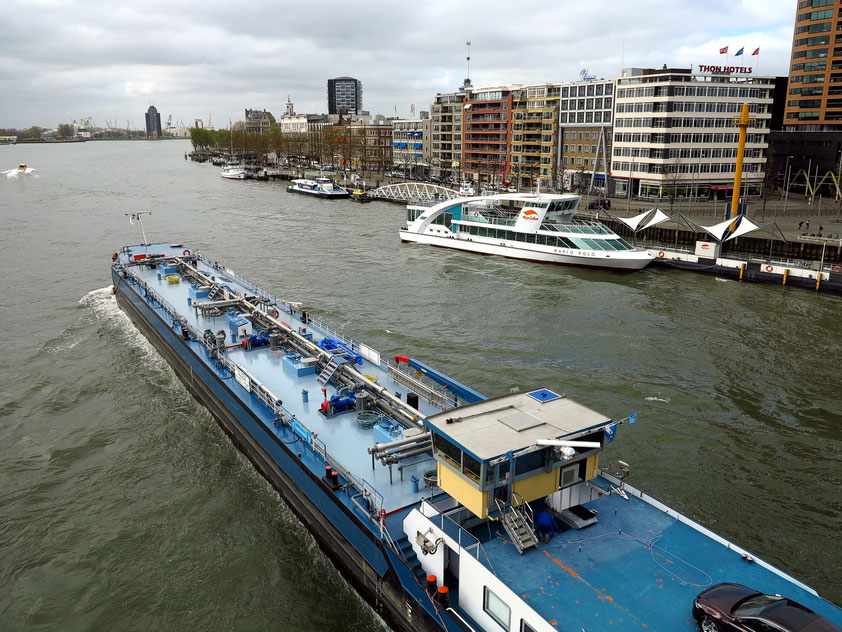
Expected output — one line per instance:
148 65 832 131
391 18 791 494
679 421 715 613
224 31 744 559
286 177 349 199
220 163 248 180
399 189 654 270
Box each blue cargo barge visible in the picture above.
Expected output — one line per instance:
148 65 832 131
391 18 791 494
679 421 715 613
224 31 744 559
112 242 842 632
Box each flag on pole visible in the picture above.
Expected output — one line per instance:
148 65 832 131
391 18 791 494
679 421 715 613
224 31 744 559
734 47 744 56
720 46 728 54
129 213 136 225
605 424 617 443
629 412 637 424
752 47 760 55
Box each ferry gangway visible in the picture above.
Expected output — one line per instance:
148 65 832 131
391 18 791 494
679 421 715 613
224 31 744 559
369 183 460 203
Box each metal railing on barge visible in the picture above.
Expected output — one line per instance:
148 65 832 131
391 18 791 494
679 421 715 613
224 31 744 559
117 266 395 542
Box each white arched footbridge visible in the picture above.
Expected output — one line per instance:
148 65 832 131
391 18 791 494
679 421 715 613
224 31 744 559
369 182 460 202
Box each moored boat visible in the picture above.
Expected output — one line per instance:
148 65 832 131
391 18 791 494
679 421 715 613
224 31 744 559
220 163 248 180
399 190 654 270
286 177 349 199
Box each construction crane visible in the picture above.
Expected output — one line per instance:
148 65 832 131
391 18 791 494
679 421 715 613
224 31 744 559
79 116 93 128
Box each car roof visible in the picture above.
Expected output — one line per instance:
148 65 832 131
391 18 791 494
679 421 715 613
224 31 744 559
759 603 820 631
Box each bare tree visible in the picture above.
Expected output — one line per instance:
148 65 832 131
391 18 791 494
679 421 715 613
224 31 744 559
662 158 684 214
56 123 75 139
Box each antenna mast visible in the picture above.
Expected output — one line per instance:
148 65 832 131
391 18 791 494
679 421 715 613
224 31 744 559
126 211 153 245
466 40 471 82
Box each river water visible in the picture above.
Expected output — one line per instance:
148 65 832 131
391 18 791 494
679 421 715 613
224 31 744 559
1 140 840 630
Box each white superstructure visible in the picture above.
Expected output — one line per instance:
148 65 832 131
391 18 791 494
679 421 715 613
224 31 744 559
220 163 248 180
399 191 654 270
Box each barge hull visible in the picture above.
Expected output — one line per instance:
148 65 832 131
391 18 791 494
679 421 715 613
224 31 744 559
112 272 445 632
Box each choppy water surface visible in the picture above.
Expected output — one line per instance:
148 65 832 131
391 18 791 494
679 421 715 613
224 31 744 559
1 141 840 630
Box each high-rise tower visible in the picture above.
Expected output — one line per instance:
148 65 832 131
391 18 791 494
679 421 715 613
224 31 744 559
327 77 363 115
784 0 842 130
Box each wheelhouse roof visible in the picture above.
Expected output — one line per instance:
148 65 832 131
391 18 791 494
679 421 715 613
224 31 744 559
423 389 611 462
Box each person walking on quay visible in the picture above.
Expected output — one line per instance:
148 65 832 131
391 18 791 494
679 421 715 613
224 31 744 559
799 220 804 231
805 220 810 232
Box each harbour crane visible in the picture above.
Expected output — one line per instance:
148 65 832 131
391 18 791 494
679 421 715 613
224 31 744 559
165 114 173 129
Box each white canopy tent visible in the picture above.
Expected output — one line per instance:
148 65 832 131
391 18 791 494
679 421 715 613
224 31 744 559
612 208 671 233
694 215 762 243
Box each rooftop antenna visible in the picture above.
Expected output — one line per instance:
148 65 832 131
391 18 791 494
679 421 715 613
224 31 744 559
466 40 471 82
126 211 152 245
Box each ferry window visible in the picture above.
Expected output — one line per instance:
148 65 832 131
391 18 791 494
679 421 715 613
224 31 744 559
483 587 511 630
521 621 538 632
536 234 548 245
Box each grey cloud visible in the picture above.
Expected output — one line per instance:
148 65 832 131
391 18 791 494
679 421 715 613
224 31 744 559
1 0 795 129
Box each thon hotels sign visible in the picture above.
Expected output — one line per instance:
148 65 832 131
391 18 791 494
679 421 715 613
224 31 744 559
697 64 753 74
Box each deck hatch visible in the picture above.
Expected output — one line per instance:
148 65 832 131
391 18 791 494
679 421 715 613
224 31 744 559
527 388 561 403
499 411 543 432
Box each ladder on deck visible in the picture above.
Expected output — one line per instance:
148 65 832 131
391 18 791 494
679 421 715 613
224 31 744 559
317 356 347 386
497 497 538 554
207 285 225 301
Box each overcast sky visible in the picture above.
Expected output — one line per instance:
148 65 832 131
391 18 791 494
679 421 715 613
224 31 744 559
1 0 796 130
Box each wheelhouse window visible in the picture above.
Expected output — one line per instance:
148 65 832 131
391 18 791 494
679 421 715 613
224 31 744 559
483 586 511 630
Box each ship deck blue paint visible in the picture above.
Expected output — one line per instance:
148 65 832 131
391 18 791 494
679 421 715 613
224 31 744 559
477 489 842 630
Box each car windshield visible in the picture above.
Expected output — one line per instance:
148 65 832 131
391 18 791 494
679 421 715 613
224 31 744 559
734 595 787 616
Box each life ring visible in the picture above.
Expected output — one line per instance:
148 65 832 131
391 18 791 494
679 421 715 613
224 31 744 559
765 265 773 272
833 265 842 273
268 307 279 319
657 251 665 259
182 249 191 256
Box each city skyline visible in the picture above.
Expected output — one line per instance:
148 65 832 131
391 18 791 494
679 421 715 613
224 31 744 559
1 0 797 129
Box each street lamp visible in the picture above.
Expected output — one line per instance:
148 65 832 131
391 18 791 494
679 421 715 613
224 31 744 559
626 156 636 214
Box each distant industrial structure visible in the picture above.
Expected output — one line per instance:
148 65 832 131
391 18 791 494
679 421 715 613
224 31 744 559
145 105 162 138
328 77 363 115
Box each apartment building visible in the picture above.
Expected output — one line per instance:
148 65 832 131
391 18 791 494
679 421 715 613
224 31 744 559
611 67 775 199
558 78 615 191
510 83 560 188
392 116 431 177
430 89 466 181
462 85 516 184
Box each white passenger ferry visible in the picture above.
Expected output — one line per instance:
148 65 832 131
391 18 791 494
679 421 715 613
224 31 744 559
399 191 654 270
286 177 350 199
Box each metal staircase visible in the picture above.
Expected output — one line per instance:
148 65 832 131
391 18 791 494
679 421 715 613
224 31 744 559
496 496 539 555
207 285 224 301
317 356 347 386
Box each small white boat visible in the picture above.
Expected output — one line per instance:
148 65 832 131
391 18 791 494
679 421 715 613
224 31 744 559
399 190 654 270
286 177 349 199
220 163 248 180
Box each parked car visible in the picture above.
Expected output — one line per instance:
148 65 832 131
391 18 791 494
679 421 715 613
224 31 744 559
587 199 611 210
692 583 842 632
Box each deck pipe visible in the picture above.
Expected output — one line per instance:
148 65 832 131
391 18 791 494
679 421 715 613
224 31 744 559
378 443 433 466
368 434 432 455
176 257 428 428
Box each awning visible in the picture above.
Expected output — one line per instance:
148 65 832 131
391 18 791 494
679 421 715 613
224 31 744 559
697 216 763 242
640 208 670 231
413 143 422 149
398 142 407 148
413 152 422 156
722 216 761 242
392 142 400 146
615 208 669 232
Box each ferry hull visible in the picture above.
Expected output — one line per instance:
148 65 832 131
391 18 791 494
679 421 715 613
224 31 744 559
399 229 653 270
285 187 350 199
112 272 447 632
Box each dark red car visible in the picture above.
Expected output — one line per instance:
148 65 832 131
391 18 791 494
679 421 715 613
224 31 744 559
693 583 842 632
